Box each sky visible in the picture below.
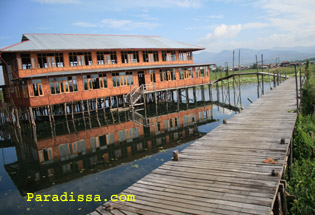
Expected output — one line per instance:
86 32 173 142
0 0 315 53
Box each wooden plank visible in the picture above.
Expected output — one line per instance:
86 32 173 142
89 211 101 215
96 206 113 215
89 78 297 214
125 185 270 212
123 190 267 215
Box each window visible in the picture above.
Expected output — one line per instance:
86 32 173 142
83 74 100 90
179 51 192 61
99 74 108 88
30 79 43 97
160 69 176 82
97 51 117 65
39 148 53 163
69 52 92 67
37 53 64 68
118 127 139 142
162 51 176 62
20 54 32 70
143 51 159 62
195 66 209 78
121 51 139 64
50 76 78 94
77 55 85 66
99 133 114 146
179 67 194 80
149 70 156 82
112 72 133 87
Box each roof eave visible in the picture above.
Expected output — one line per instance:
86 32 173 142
1 47 204 53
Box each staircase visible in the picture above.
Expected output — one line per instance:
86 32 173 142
126 85 145 107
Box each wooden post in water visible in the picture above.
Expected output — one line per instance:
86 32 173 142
238 50 242 108
201 85 205 102
208 84 212 102
29 107 35 126
47 105 52 123
80 100 86 128
71 102 77 131
186 88 189 108
87 100 91 117
177 89 180 111
14 108 21 129
216 71 219 103
256 55 260 98
261 54 264 95
95 99 101 127
64 103 70 134
232 50 236 104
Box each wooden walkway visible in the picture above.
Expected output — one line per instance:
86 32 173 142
91 78 297 215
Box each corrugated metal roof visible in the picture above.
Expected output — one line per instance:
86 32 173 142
18 63 215 79
1 34 204 52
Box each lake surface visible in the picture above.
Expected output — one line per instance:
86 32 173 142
0 83 271 215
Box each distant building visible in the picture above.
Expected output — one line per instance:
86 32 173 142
290 62 301 66
280 61 290 67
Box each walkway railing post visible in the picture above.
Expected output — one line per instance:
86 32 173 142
294 65 299 111
256 55 260 98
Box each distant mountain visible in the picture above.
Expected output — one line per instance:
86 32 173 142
193 46 315 67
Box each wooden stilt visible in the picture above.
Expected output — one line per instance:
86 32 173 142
201 85 205 102
29 107 36 126
14 108 21 128
116 96 119 112
47 105 52 123
80 100 86 128
208 84 212 102
71 102 77 132
177 89 180 110
193 87 196 103
110 96 113 109
186 88 189 108
95 98 101 127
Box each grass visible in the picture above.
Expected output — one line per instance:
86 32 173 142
210 65 315 85
286 65 315 214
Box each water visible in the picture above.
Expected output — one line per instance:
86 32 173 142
0 83 270 215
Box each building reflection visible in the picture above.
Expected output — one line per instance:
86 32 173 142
4 101 215 196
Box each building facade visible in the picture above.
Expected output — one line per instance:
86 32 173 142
0 34 214 110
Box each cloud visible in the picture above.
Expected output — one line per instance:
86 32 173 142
135 14 159 21
104 0 203 9
199 15 224 19
198 0 315 52
33 0 79 4
173 0 202 8
201 24 242 41
74 19 159 31
74 22 97 28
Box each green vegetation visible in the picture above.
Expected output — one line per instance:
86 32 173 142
210 65 315 82
0 89 4 102
286 65 315 215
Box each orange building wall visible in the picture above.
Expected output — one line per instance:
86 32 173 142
15 49 193 78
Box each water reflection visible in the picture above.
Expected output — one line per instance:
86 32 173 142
0 83 263 215
4 99 233 196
